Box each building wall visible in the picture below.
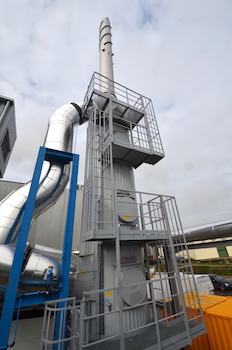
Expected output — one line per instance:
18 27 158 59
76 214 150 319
0 179 23 199
0 96 17 177
188 247 219 261
227 246 232 256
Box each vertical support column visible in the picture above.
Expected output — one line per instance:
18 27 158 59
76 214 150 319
141 97 154 154
0 146 46 350
48 152 79 350
59 153 79 299
144 243 162 350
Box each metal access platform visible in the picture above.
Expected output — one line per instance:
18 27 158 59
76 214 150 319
41 289 205 350
82 72 164 169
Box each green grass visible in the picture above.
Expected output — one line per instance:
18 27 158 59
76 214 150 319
191 263 232 276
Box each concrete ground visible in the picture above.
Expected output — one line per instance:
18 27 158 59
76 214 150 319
9 317 43 350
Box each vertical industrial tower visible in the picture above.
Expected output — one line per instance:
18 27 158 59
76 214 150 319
75 18 205 350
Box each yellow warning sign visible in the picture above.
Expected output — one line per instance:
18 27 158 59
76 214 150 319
106 291 113 296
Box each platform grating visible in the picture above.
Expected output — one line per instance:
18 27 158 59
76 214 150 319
84 320 201 350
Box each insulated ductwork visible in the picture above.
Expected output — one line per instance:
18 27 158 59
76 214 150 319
0 103 81 244
0 243 79 297
0 103 82 295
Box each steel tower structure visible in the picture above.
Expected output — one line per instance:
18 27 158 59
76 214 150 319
60 18 205 350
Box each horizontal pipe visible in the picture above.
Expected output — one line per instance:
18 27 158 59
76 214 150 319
184 220 232 242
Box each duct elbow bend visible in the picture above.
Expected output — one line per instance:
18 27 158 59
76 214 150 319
44 103 82 153
71 102 83 124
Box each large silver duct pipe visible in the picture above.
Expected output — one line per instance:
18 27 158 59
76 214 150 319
0 103 81 244
0 243 79 297
0 103 82 296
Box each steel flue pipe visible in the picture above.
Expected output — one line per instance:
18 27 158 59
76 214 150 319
99 17 115 94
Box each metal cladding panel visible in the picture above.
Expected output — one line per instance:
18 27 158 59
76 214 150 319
0 95 16 178
29 187 83 250
204 298 232 350
0 180 23 200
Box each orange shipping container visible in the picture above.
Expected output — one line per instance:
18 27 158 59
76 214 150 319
185 293 228 350
204 298 232 350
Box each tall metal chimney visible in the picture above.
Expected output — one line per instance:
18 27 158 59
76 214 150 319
99 17 114 94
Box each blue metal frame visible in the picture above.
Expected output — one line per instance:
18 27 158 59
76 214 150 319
0 147 79 350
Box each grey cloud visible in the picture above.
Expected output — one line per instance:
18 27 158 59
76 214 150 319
1 0 232 230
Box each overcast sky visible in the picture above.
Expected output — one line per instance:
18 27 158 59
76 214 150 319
1 0 232 229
